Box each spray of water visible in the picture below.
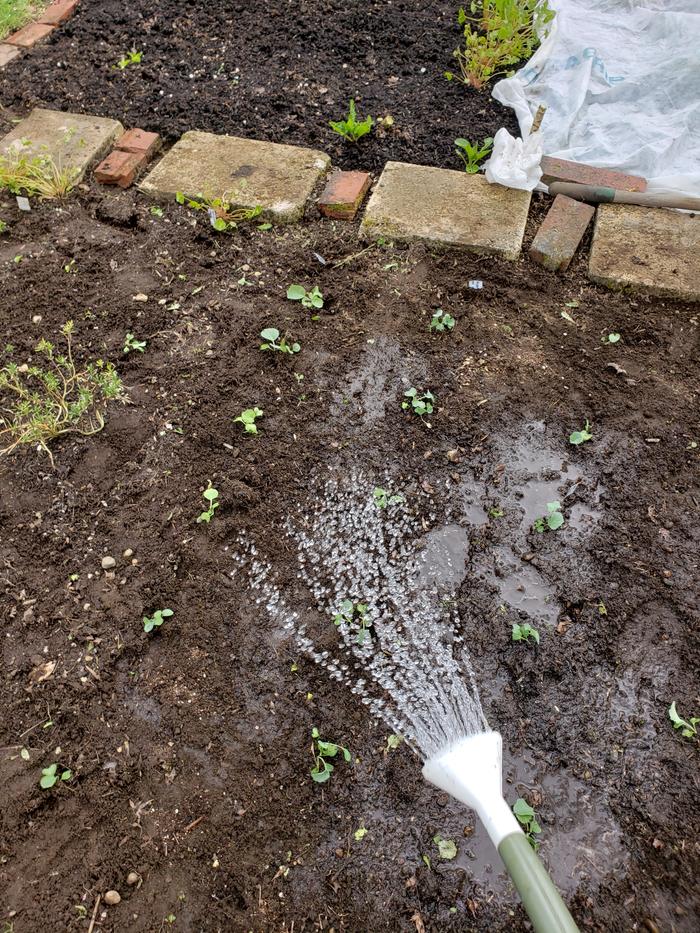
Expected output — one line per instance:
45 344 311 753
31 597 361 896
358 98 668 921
232 470 487 760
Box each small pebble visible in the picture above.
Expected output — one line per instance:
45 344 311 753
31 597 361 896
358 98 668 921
126 872 140 886
101 556 116 570
104 890 121 906
32 314 42 324
123 548 133 559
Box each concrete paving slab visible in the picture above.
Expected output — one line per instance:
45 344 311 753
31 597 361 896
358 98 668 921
139 131 330 223
589 204 700 302
0 108 123 183
360 161 531 260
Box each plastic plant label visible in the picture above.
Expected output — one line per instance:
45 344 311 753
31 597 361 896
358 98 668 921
16 196 31 212
468 280 483 289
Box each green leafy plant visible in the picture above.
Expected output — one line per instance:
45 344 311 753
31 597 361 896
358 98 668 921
429 309 456 332
512 797 542 850
602 332 621 344
115 49 142 70
433 834 458 860
402 388 434 417
0 0 35 41
196 482 220 523
668 701 699 739
489 506 504 518
123 332 147 354
386 734 403 751
39 763 72 789
0 321 124 466
150 205 164 218
373 486 404 509
446 1 554 89
533 501 564 532
334 599 371 645
329 99 374 143
143 608 173 634
512 621 540 645
175 191 262 231
234 407 263 434
286 284 324 309
0 147 77 199
260 328 300 354
569 420 592 445
454 136 494 172
0 218 8 234
310 727 351 783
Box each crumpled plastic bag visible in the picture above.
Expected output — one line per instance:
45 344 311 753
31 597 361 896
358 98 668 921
483 128 543 191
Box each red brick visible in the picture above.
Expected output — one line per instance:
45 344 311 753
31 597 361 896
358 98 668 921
529 195 595 272
6 22 54 47
540 156 646 193
94 149 147 189
115 128 161 160
0 43 23 67
39 0 80 26
318 170 372 220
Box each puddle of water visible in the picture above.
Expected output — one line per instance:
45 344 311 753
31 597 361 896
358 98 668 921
516 475 575 531
492 546 560 627
416 525 469 589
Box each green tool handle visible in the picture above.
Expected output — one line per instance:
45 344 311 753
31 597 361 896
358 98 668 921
499 832 580 933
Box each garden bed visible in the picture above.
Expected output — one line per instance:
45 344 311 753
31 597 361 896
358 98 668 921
0 163 699 932
0 0 519 173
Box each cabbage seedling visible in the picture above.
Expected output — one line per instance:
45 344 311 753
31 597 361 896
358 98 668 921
40 763 72 789
286 284 324 309
259 328 300 354
429 309 456 332
433 834 457 860
512 798 542 851
512 622 540 645
402 388 434 417
115 49 142 70
454 136 493 173
533 501 564 532
310 727 351 783
602 332 621 344
569 420 592 445
373 486 404 509
196 482 220 523
334 599 370 645
143 608 173 633
123 332 147 354
668 701 699 739
234 407 263 434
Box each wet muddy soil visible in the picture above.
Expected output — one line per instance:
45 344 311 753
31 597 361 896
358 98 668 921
0 0 519 174
0 176 699 932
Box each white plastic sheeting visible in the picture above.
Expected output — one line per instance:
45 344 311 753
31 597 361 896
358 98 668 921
492 0 700 196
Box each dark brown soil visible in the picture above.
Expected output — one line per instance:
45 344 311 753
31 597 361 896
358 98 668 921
1 165 699 933
0 0 519 173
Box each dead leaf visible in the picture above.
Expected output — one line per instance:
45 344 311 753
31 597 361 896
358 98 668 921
411 912 426 933
28 660 56 685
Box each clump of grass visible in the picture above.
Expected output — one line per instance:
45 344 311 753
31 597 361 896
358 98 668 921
0 322 125 466
0 146 78 199
446 1 554 90
0 0 43 41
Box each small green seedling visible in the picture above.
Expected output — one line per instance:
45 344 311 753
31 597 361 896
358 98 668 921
286 284 324 309
354 826 368 841
143 608 173 634
329 99 373 143
334 599 371 645
196 482 220 523
489 507 504 518
0 219 8 234
234 407 263 434
602 332 621 344
150 205 164 217
123 332 147 354
373 487 404 509
386 734 403 751
512 798 541 850
402 388 434 417
429 309 456 332
668 701 699 739
63 258 77 274
569 420 592 445
175 191 262 231
433 834 457 860
310 727 351 783
454 136 493 173
40 763 72 789
115 49 142 70
512 622 540 645
533 501 564 532
260 328 300 354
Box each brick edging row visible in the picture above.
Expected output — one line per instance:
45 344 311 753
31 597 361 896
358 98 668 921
0 0 79 69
